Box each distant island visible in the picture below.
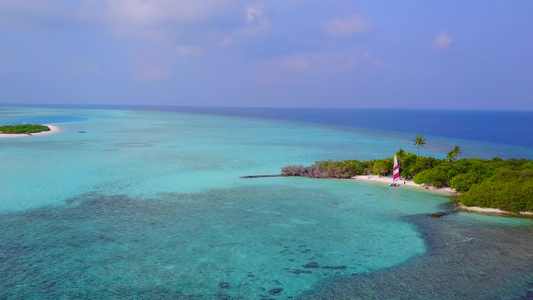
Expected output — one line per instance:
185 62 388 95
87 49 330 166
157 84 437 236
0 124 51 134
281 148 533 216
0 124 61 138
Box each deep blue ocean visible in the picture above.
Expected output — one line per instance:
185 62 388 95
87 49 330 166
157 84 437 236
169 107 533 148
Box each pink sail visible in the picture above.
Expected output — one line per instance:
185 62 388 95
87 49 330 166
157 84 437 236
393 155 399 183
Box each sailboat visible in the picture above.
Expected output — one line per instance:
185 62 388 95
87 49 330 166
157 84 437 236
390 155 399 187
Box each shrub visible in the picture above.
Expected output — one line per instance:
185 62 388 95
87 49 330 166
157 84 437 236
450 172 482 192
372 158 392 176
281 165 306 176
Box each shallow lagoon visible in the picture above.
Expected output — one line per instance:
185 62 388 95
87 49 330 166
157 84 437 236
0 107 532 299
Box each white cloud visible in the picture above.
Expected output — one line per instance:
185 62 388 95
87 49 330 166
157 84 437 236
106 0 163 25
239 4 269 37
433 31 454 49
325 15 370 37
75 0 240 43
245 5 262 23
78 0 227 26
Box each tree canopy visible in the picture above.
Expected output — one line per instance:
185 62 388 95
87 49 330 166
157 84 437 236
0 124 50 134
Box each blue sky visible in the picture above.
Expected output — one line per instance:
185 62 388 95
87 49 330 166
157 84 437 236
0 0 532 109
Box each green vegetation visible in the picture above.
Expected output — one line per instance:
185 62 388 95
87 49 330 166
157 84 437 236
282 160 372 179
0 124 50 134
281 153 438 180
458 168 533 212
281 147 533 213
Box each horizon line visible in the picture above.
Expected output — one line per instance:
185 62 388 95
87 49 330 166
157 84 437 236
1 103 532 113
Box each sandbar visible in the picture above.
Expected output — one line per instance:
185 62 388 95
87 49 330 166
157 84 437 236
0 124 61 138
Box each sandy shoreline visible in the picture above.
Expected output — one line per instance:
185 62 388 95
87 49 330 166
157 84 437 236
0 124 61 138
351 175 533 218
350 175 459 196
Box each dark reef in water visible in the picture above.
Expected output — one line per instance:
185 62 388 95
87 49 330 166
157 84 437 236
427 212 448 218
302 262 320 268
1 190 532 299
292 270 312 275
299 212 533 299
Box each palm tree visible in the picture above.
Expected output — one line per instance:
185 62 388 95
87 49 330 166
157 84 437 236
413 134 426 156
452 145 462 158
395 148 406 165
447 150 455 162
446 145 462 162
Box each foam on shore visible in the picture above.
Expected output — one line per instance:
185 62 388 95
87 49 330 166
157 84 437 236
0 124 61 138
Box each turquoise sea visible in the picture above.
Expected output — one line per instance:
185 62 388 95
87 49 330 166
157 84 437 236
1 106 532 299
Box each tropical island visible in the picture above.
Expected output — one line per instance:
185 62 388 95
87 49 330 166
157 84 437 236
281 135 533 216
0 124 60 137
0 124 50 134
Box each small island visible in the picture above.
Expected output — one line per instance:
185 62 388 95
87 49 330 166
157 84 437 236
0 124 60 137
0 124 50 134
281 147 533 217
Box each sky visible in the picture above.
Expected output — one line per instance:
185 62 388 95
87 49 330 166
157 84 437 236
0 0 532 110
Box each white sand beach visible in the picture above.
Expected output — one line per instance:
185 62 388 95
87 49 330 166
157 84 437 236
0 124 61 138
457 203 533 217
351 175 459 196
